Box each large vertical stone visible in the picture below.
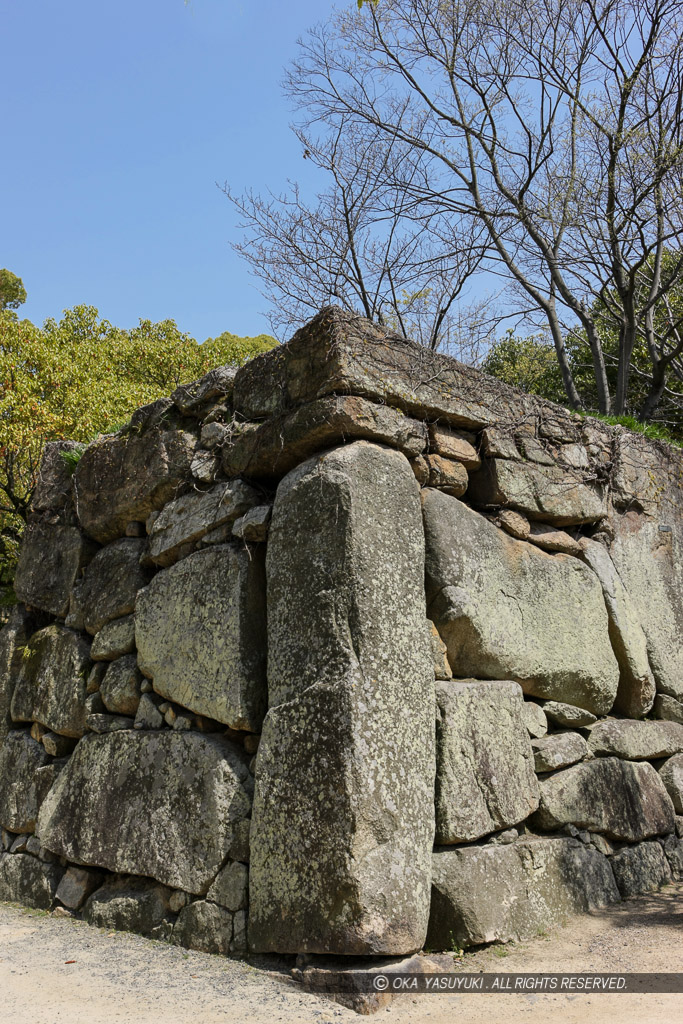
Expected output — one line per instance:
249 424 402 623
249 441 435 955
10 624 90 737
0 730 51 832
14 520 96 618
136 545 267 731
0 608 35 745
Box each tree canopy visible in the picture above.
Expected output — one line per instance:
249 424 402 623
0 270 27 311
0 306 275 595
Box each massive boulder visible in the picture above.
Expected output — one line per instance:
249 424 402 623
427 837 619 949
136 545 267 732
67 539 150 635
423 489 619 715
14 520 96 618
11 624 90 738
249 441 435 955
533 757 675 841
73 419 197 543
434 680 539 843
36 731 252 894
0 730 51 832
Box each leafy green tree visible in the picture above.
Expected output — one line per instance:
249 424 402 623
0 306 276 594
481 333 566 405
0 270 27 311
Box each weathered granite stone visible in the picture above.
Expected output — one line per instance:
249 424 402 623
609 437 683 701
659 754 683 814
423 455 468 496
427 837 619 949
30 440 82 512
661 834 683 879
14 520 96 618
0 852 62 909
579 539 656 717
533 757 675 841
527 523 582 556
83 876 174 935
610 841 672 897
200 421 229 449
232 504 272 543
542 702 597 728
206 860 248 911
171 365 238 416
232 307 538 429
654 694 683 725
522 701 547 738
11 624 90 738
223 395 428 480
85 713 133 733
428 424 480 469
55 865 104 910
146 480 260 568
423 490 619 715
73 420 197 544
90 615 136 661
435 680 539 844
429 622 452 680
100 655 142 716
173 899 233 954
531 732 588 773
41 732 76 757
133 693 164 730
468 458 606 526
68 539 149 636
0 730 51 832
0 608 35 745
136 545 266 732
36 731 252 894
496 509 530 540
587 719 683 760
250 441 435 955
190 449 219 484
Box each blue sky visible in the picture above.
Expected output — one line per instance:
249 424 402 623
1 0 331 341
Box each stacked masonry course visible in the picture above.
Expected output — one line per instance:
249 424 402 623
1 306 683 960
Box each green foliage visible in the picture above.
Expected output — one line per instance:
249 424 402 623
0 306 276 594
481 332 566 405
577 413 683 450
0 269 27 311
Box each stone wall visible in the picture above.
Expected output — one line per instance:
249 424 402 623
1 306 682 958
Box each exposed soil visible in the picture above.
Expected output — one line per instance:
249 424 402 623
1 881 682 1024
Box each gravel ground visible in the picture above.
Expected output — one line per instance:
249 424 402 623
1 881 682 1024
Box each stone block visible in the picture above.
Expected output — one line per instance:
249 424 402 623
90 615 136 661
610 840 672 897
100 655 142 716
522 701 547 738
533 757 675 841
55 865 104 910
587 719 683 760
83 876 174 935
173 899 233 954
206 860 248 911
30 441 82 512
146 480 260 568
136 545 267 732
250 442 435 955
222 395 428 480
11 624 90 738
171 365 237 416
434 680 539 844
532 732 588 773
468 458 605 525
427 837 619 949
654 694 683 725
659 754 683 814
67 539 149 636
36 731 252 894
0 730 51 832
0 851 62 909
423 490 619 715
14 520 96 618
73 420 197 543
543 702 597 728
0 608 35 745
427 424 480 469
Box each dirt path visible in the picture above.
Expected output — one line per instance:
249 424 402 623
1 882 682 1024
